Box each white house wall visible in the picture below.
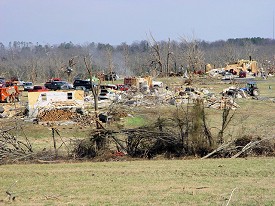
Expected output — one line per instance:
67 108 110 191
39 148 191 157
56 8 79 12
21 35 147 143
28 90 85 118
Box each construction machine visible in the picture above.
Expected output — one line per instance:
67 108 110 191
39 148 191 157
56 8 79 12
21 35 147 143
225 59 258 76
0 85 21 103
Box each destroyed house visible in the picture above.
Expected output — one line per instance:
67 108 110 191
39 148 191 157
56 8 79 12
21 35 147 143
27 90 85 118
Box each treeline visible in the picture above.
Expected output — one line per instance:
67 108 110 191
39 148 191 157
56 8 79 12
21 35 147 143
0 37 275 83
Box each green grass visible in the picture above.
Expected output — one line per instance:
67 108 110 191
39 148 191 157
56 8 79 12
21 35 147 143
0 158 274 205
124 116 147 128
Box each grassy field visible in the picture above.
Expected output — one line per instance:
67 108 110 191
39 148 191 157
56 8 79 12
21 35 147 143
0 77 275 205
0 158 274 205
1 76 275 153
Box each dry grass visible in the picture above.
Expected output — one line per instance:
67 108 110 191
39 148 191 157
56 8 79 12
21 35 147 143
0 77 275 205
0 158 274 205
159 76 275 140
2 77 275 152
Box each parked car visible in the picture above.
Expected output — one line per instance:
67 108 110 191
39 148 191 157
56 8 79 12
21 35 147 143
99 89 117 100
28 85 49 92
222 72 234 80
44 81 68 90
23 82 34 91
73 79 93 90
60 83 74 90
0 77 6 88
13 80 25 86
100 84 117 90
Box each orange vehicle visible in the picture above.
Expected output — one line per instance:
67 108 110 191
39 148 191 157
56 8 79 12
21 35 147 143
0 85 21 103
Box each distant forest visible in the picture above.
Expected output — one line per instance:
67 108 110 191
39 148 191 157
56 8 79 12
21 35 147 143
0 37 275 83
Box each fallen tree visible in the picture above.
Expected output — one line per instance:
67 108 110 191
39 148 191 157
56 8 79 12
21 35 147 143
201 135 275 159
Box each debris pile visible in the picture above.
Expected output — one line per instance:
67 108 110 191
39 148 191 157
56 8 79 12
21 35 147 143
37 109 74 122
109 110 128 120
222 86 247 98
124 128 182 158
22 77 265 125
71 113 96 127
207 97 240 110
107 85 240 110
36 108 96 127
0 103 25 118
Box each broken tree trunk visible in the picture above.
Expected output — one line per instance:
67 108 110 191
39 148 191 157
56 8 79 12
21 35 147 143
231 136 275 158
201 141 234 159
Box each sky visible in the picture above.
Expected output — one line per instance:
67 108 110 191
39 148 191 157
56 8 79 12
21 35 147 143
0 0 275 46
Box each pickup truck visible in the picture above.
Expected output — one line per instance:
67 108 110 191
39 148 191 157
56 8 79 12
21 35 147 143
73 79 93 90
44 81 68 90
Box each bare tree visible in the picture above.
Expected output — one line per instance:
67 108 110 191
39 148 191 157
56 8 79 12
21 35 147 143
60 56 77 82
123 43 130 76
148 33 163 74
242 41 257 59
217 105 235 144
106 47 114 82
0 38 275 83
84 56 100 110
147 33 174 76
218 42 240 65
180 36 205 74
165 38 173 75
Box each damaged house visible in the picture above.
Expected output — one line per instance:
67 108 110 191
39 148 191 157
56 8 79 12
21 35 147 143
27 90 85 121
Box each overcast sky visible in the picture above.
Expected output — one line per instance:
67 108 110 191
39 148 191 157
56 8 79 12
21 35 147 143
0 0 274 46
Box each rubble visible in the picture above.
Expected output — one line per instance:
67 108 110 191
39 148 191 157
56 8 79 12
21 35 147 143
29 80 269 125
36 108 95 127
13 76 268 126
93 85 241 110
0 103 25 118
37 108 74 121
0 81 246 125
207 97 240 110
